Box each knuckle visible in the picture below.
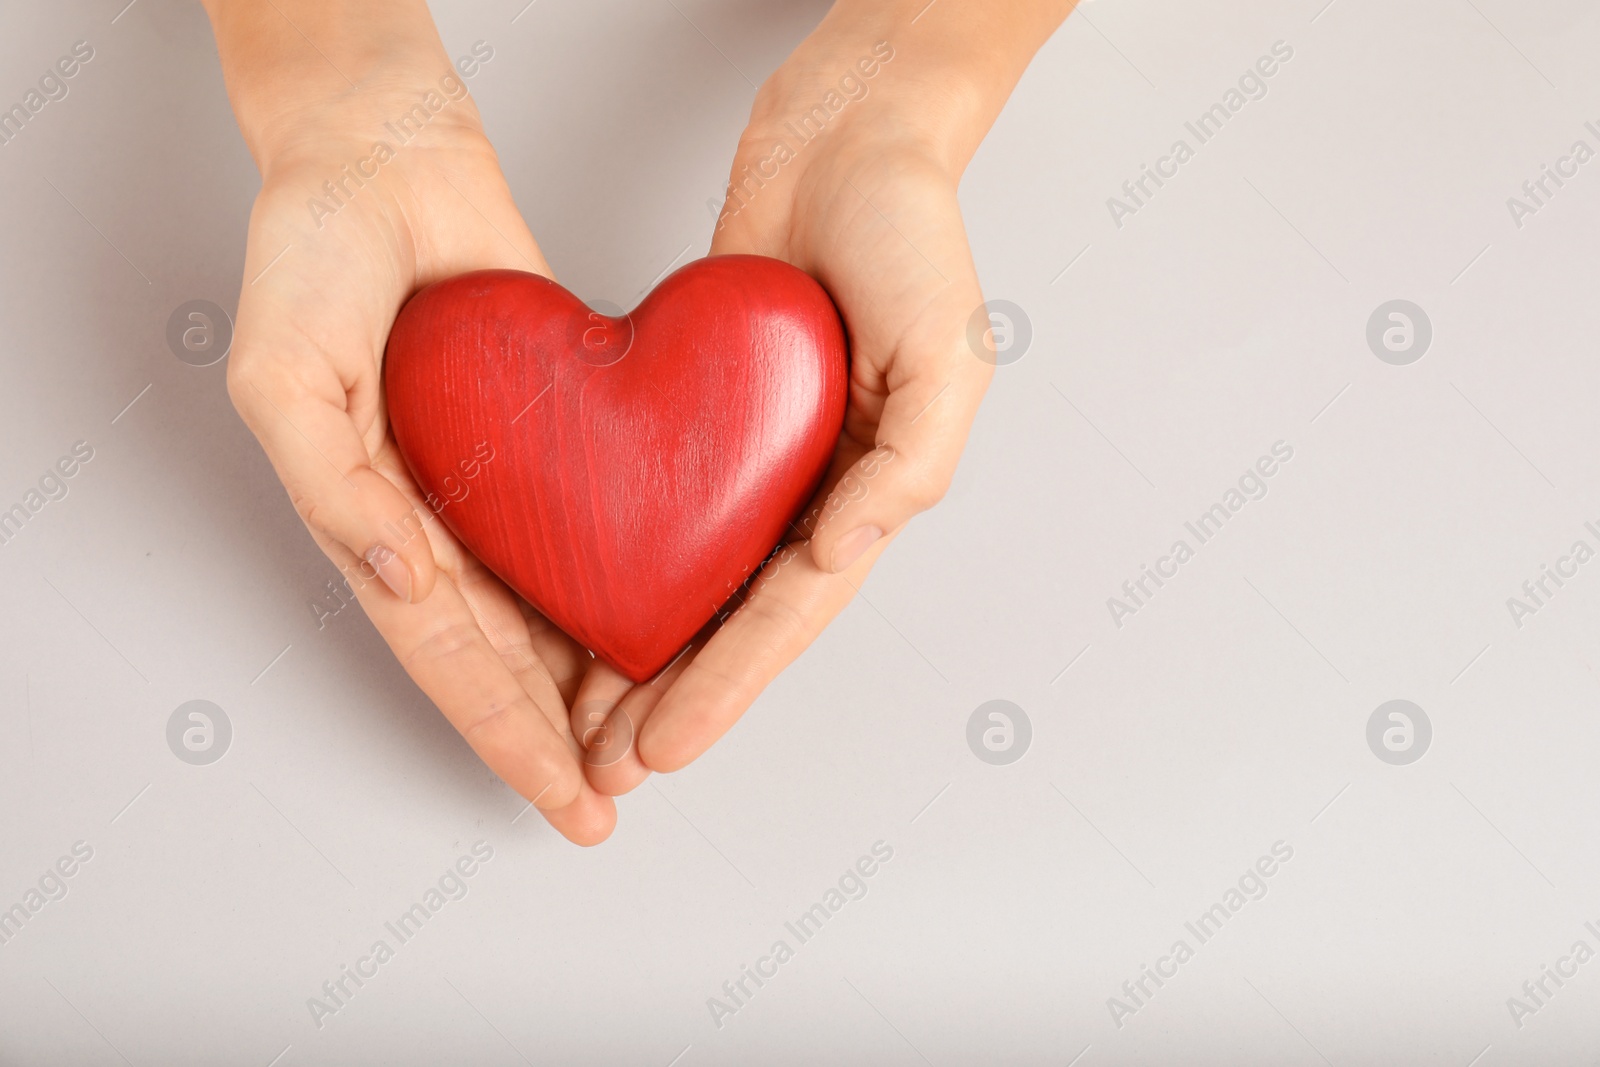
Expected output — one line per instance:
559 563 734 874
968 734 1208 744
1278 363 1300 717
743 587 811 644
461 697 518 748
286 485 326 534
224 347 299 427
533 767 582 809
404 620 483 670
226 341 327 415
902 466 952 512
223 352 263 417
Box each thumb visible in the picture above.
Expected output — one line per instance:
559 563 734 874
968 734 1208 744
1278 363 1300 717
228 355 437 604
805 289 993 574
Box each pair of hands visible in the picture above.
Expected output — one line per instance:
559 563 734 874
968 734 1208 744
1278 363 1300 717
224 5 1015 844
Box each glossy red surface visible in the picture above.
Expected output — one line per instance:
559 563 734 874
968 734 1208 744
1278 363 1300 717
384 255 849 682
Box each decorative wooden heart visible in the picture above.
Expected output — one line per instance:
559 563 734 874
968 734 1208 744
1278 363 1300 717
384 255 849 682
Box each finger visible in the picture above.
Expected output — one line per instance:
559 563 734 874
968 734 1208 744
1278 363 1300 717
352 566 585 812
229 359 437 605
578 642 702 796
455 565 574 739
638 537 888 773
450 545 617 845
518 600 591 709
570 662 634 752
421 162 554 282
537 788 617 847
807 291 991 575
369 440 584 722
709 156 993 574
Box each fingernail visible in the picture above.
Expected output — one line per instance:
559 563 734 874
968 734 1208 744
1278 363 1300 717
366 544 411 603
830 525 883 573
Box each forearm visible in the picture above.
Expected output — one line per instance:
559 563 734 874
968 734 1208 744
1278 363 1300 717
201 0 457 170
804 0 1076 169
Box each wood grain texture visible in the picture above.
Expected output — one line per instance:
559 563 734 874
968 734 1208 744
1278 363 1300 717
384 255 849 682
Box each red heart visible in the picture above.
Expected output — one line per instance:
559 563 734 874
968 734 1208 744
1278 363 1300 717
384 255 849 682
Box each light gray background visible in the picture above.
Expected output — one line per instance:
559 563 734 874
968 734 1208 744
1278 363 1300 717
1 0 1597 1063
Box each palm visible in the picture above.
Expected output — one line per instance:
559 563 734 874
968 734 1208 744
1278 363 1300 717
763 147 985 504
574 142 991 793
230 132 614 844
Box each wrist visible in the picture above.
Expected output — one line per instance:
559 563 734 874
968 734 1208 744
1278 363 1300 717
747 0 1067 177
202 0 476 174
250 74 488 187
